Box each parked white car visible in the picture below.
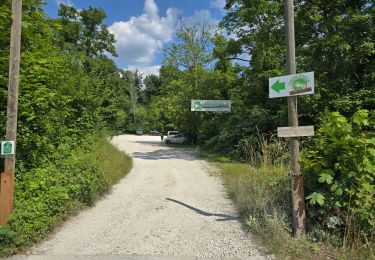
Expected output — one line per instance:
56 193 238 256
167 131 179 137
164 133 187 144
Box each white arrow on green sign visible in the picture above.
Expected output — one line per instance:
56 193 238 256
269 72 314 98
191 100 231 112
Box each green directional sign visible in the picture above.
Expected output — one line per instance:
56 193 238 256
1 141 15 156
269 72 314 98
271 80 285 93
191 100 231 112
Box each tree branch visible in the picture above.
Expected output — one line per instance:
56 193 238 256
227 57 250 62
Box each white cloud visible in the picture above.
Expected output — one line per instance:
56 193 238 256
56 0 73 7
109 0 178 67
184 9 220 27
210 0 226 10
128 65 161 77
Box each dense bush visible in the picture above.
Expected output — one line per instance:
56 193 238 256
303 110 375 245
0 134 132 255
0 2 134 254
210 137 323 259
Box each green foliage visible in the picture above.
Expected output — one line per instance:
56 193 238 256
0 134 132 255
208 143 328 259
139 0 375 255
57 4 117 57
142 74 162 105
0 0 373 256
221 0 374 125
296 1 375 115
0 1 131 165
0 1 133 255
206 136 373 259
138 1 375 255
306 192 325 206
303 110 375 244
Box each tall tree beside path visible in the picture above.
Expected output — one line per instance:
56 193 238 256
221 0 375 121
57 4 117 58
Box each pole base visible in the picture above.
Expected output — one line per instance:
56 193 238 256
0 172 14 225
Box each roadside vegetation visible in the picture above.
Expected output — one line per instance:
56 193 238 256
0 1 133 255
202 122 374 259
138 1 374 258
0 0 373 258
0 134 131 256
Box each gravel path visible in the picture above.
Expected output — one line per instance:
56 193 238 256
29 135 268 259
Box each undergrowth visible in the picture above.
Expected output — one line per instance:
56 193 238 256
0 133 132 256
202 125 374 259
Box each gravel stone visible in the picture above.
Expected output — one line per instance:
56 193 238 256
29 135 272 259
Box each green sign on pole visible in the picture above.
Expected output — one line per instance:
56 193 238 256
1 141 15 156
191 100 231 112
269 72 314 98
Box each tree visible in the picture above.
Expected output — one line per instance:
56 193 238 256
57 4 80 46
295 0 375 116
221 0 375 122
56 4 117 57
79 6 117 57
143 74 162 105
120 70 146 130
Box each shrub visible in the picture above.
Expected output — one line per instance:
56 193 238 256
303 110 375 246
0 134 132 255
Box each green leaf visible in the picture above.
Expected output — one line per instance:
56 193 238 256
353 110 369 126
318 172 333 184
306 192 325 206
335 187 343 196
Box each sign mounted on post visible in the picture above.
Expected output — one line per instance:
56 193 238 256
191 100 231 112
277 126 314 138
1 141 15 157
269 72 314 98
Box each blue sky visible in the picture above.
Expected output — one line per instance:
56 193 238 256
43 0 226 76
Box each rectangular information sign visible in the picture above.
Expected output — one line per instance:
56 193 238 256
269 72 314 98
1 141 15 156
191 100 231 112
277 126 314 138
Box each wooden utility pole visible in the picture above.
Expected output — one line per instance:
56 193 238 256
0 0 22 225
284 0 305 236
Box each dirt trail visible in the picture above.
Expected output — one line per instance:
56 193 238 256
29 135 267 258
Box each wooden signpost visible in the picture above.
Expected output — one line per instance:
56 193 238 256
0 172 14 225
284 0 306 237
267 0 316 237
1 0 22 225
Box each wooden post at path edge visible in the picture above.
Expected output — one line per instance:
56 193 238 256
0 0 22 225
284 0 305 236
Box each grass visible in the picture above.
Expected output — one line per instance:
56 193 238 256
196 136 374 260
0 133 132 256
211 161 329 259
93 136 132 187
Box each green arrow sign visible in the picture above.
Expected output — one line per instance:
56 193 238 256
271 80 285 93
269 72 314 98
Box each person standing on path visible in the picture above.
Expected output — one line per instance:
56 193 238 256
160 133 164 142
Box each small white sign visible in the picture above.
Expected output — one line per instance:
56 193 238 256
277 126 315 138
269 72 314 98
191 100 231 112
1 141 15 156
